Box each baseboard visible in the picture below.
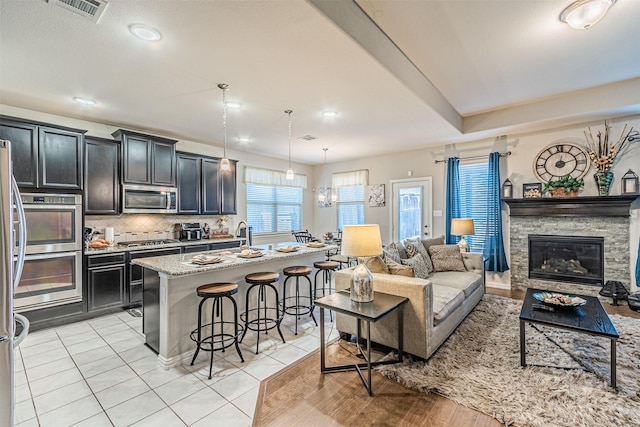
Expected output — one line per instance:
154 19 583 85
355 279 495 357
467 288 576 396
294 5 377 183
486 282 510 290
157 351 192 369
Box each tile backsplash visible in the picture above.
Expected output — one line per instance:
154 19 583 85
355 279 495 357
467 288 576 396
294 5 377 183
85 214 238 242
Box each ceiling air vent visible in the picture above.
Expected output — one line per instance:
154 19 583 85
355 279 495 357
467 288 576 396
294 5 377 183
48 0 108 23
297 135 318 141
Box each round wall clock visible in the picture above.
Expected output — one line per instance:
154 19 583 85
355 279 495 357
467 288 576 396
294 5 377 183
533 142 590 182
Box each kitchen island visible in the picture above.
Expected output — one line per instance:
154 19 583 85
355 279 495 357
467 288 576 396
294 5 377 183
132 242 336 368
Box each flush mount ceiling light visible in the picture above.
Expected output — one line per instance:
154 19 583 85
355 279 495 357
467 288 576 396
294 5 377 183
128 23 162 41
225 102 242 110
285 110 294 180
218 83 231 172
322 111 338 117
559 0 616 30
73 97 96 105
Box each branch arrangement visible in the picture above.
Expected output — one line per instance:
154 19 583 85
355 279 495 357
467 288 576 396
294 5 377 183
583 121 637 173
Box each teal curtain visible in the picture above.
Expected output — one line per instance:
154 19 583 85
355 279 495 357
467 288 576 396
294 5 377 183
483 152 509 272
445 157 461 244
636 238 640 288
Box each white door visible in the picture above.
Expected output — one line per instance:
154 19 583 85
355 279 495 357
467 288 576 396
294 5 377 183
390 178 433 242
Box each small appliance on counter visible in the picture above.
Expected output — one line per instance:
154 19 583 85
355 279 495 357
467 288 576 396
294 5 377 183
179 223 203 241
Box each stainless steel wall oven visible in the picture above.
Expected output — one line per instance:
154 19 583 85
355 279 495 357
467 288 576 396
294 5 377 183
13 193 83 311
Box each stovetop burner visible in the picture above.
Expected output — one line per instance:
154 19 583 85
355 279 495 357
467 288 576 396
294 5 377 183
118 239 180 248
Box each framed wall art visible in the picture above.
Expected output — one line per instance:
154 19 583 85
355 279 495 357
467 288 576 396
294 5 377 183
368 184 385 207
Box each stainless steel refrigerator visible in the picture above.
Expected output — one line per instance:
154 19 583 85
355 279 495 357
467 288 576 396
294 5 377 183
1 139 29 427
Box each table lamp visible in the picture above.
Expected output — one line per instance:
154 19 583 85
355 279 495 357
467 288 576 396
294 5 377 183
451 218 475 252
341 224 382 302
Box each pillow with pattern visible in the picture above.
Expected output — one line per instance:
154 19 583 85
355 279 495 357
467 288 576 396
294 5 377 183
387 241 408 259
428 244 466 272
365 256 389 274
383 246 401 264
421 235 445 254
401 253 431 279
404 238 434 275
383 255 415 277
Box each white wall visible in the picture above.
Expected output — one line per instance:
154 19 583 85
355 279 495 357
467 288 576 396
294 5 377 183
312 114 640 290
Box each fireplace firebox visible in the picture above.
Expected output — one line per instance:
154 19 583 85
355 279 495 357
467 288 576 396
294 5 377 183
528 235 604 286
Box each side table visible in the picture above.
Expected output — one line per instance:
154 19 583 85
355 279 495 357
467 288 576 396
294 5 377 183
315 290 408 396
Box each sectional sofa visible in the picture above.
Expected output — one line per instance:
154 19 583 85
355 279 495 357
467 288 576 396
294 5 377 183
334 237 485 360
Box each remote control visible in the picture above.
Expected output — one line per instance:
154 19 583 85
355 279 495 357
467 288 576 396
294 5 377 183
532 303 554 312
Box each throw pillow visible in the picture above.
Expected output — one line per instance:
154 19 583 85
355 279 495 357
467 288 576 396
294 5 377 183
383 256 415 277
365 256 389 274
387 241 408 259
428 244 466 272
383 246 401 263
421 235 445 253
404 238 434 275
401 253 431 279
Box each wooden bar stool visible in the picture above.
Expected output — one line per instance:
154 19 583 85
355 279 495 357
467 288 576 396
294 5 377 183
281 266 317 335
240 271 285 354
313 260 340 320
189 282 244 380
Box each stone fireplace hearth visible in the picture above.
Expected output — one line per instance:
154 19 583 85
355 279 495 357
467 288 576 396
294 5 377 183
505 196 636 298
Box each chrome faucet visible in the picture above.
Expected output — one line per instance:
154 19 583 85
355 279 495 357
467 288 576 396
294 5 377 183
235 221 248 237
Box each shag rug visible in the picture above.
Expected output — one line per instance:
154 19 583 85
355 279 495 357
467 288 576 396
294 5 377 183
377 294 640 427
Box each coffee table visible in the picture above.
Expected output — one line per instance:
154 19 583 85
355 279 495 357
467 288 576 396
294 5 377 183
315 290 408 396
519 288 619 388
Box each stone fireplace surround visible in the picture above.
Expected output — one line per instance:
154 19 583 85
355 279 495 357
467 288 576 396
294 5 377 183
506 196 635 299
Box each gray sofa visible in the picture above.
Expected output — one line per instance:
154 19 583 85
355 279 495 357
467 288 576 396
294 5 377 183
334 251 485 360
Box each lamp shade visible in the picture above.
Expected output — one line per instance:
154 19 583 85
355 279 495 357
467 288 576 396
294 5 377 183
451 219 475 236
341 224 382 257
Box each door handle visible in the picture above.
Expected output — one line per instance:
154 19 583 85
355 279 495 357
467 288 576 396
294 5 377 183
13 313 29 348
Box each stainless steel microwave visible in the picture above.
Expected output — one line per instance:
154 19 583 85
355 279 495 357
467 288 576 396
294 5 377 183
122 184 177 214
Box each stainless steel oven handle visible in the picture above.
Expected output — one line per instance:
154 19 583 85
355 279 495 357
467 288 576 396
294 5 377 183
12 176 26 291
13 313 29 348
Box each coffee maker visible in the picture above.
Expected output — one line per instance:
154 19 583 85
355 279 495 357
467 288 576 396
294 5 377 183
179 223 203 241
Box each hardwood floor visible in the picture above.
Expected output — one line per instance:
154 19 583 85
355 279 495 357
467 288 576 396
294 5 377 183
254 286 640 426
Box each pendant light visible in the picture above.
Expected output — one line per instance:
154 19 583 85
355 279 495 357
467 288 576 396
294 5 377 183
318 148 329 204
285 109 294 180
218 83 231 172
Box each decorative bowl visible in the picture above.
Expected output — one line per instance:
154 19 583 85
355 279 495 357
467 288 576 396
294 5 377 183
533 292 586 307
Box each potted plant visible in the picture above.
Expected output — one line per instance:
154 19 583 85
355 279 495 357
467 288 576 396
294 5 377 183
543 175 584 197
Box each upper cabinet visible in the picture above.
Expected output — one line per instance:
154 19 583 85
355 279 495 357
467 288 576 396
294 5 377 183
85 136 120 215
176 152 237 215
112 129 177 186
0 116 85 190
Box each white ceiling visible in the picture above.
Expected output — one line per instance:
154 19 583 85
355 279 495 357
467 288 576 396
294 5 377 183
1 0 639 165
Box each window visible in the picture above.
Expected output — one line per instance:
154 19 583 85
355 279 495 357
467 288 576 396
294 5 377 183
336 185 364 229
244 166 306 234
458 162 489 252
246 184 302 233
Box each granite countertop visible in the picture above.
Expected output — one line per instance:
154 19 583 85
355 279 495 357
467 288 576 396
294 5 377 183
131 242 337 276
84 237 244 255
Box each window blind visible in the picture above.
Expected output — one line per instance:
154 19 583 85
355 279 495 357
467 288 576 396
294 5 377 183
336 185 364 229
458 162 489 252
246 184 302 233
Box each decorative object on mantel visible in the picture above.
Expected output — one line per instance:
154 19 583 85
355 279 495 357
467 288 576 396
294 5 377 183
501 178 513 199
542 175 584 198
583 120 637 196
522 183 542 198
621 169 639 195
599 280 629 306
533 142 589 182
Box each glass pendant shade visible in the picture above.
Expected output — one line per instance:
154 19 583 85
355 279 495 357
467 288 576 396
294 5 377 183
220 157 230 171
285 168 294 180
218 83 230 171
560 0 615 29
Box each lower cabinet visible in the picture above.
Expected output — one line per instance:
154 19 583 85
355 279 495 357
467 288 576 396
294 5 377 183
86 253 126 312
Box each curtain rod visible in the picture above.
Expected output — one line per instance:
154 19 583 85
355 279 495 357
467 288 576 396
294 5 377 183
434 151 511 164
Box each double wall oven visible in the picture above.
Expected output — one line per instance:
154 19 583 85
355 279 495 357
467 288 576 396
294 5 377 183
13 193 82 312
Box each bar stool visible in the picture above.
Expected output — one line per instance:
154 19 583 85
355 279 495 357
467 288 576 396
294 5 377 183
313 260 340 320
240 271 285 354
281 266 317 335
189 282 244 380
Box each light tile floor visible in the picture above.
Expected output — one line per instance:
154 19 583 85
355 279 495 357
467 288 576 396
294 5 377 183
14 305 340 426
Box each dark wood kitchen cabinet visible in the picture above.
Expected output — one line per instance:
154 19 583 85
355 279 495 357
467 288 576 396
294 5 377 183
85 136 120 214
112 129 177 186
0 116 85 190
86 253 126 312
176 152 237 215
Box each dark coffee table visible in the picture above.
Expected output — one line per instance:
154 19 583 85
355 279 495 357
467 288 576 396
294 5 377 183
315 290 408 396
519 288 619 388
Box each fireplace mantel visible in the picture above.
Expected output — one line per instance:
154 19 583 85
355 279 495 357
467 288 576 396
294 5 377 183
504 195 639 217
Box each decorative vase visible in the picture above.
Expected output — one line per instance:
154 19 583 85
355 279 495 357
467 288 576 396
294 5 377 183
594 171 614 196
549 188 578 198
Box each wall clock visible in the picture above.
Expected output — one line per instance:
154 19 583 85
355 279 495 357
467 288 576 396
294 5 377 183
533 142 590 182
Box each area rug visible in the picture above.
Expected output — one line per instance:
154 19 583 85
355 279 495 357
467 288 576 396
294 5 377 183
377 294 640 427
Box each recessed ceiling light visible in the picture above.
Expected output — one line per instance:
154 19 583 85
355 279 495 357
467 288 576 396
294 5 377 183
73 97 96 105
225 102 242 110
322 111 338 117
238 137 250 143
128 24 162 42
